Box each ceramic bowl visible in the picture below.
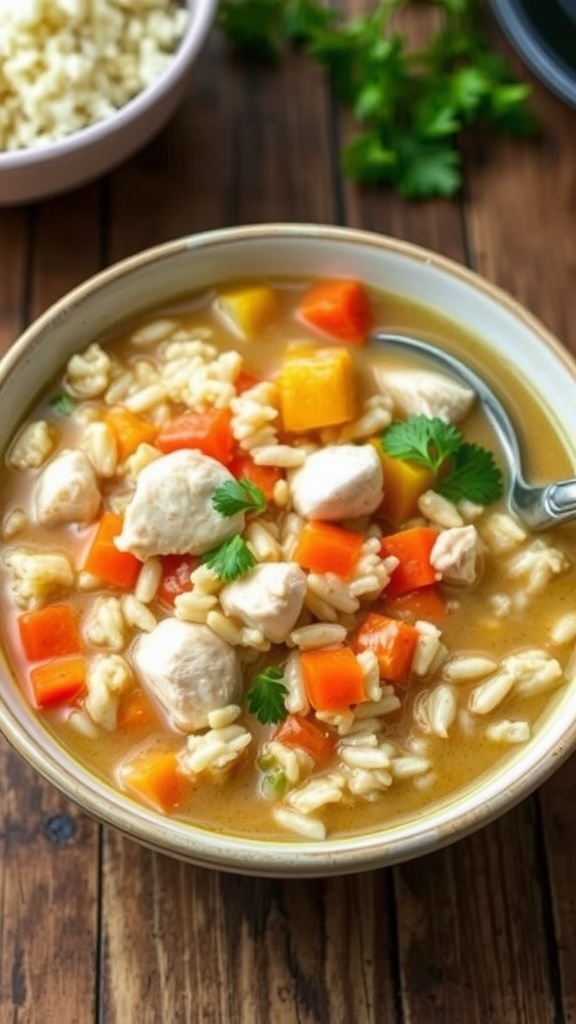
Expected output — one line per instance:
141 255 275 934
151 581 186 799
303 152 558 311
0 224 575 877
0 0 217 206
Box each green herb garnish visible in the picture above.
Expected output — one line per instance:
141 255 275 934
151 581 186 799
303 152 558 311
217 0 535 199
212 478 267 517
382 414 503 503
49 394 76 417
200 534 257 581
247 666 288 724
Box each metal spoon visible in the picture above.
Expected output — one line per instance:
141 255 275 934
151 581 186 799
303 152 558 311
371 331 576 531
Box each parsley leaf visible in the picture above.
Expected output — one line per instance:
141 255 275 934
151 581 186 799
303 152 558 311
217 0 536 199
200 534 257 581
383 415 462 471
437 441 503 503
382 414 504 504
49 394 76 417
212 478 267 517
247 666 288 724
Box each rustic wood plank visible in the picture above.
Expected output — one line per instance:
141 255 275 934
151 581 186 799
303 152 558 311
101 830 397 1024
0 206 29 354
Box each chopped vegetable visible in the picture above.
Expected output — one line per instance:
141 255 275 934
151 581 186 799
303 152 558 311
300 646 366 711
247 666 288 724
155 408 234 464
117 688 160 732
229 453 283 502
157 554 199 607
104 406 158 461
297 278 372 344
278 345 356 432
235 370 263 393
352 612 419 686
215 284 278 338
49 394 76 417
217 0 535 200
30 657 86 708
380 525 438 597
200 534 257 581
373 443 435 526
18 603 82 661
120 748 186 813
382 415 503 504
293 520 364 579
83 512 142 589
379 585 448 624
274 713 336 761
212 477 267 517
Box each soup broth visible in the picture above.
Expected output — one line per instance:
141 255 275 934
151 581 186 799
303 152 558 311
1 276 575 842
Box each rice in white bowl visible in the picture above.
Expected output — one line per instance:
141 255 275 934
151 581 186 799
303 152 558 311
0 0 189 152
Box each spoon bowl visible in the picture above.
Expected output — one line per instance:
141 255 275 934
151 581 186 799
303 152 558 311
371 331 576 530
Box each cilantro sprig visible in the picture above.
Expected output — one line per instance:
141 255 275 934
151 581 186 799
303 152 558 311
382 414 503 503
217 0 536 199
247 666 288 724
212 478 267 517
200 534 257 581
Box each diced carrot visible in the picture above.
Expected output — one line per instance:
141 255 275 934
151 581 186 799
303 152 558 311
104 407 158 461
83 512 142 589
278 346 357 433
155 408 234 464
215 285 278 338
30 657 87 708
373 445 436 527
297 279 372 344
380 526 439 598
18 603 82 662
352 612 419 687
117 688 159 732
293 520 364 580
157 554 199 607
235 370 262 394
379 585 448 624
121 748 186 813
228 453 283 502
300 647 366 712
274 714 336 762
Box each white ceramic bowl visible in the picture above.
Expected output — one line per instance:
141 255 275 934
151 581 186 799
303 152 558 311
0 0 217 206
1 224 575 877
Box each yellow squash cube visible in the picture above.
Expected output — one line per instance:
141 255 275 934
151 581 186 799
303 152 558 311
279 347 357 433
215 285 277 339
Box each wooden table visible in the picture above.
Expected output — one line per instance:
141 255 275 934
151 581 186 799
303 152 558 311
1 7 576 1022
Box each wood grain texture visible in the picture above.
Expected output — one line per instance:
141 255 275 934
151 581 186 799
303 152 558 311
1 4 576 1022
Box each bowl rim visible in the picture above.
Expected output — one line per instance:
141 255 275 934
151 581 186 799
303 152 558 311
0 0 217 170
1 222 576 877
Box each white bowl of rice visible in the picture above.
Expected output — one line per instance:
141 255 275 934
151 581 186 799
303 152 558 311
0 0 217 205
0 223 575 877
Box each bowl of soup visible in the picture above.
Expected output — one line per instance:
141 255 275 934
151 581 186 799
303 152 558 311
0 224 575 877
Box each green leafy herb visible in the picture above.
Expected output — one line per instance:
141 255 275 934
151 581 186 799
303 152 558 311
217 0 536 199
212 477 267 517
383 414 462 471
247 666 288 724
49 393 76 417
436 441 503 503
382 414 503 503
200 534 257 581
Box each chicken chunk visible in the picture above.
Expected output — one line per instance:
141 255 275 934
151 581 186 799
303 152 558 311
34 448 101 526
430 525 481 586
132 618 242 732
290 444 383 521
115 449 245 560
381 369 475 424
220 562 307 643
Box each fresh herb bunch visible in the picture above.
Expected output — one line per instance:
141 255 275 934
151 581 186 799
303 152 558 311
217 0 535 198
382 413 504 502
